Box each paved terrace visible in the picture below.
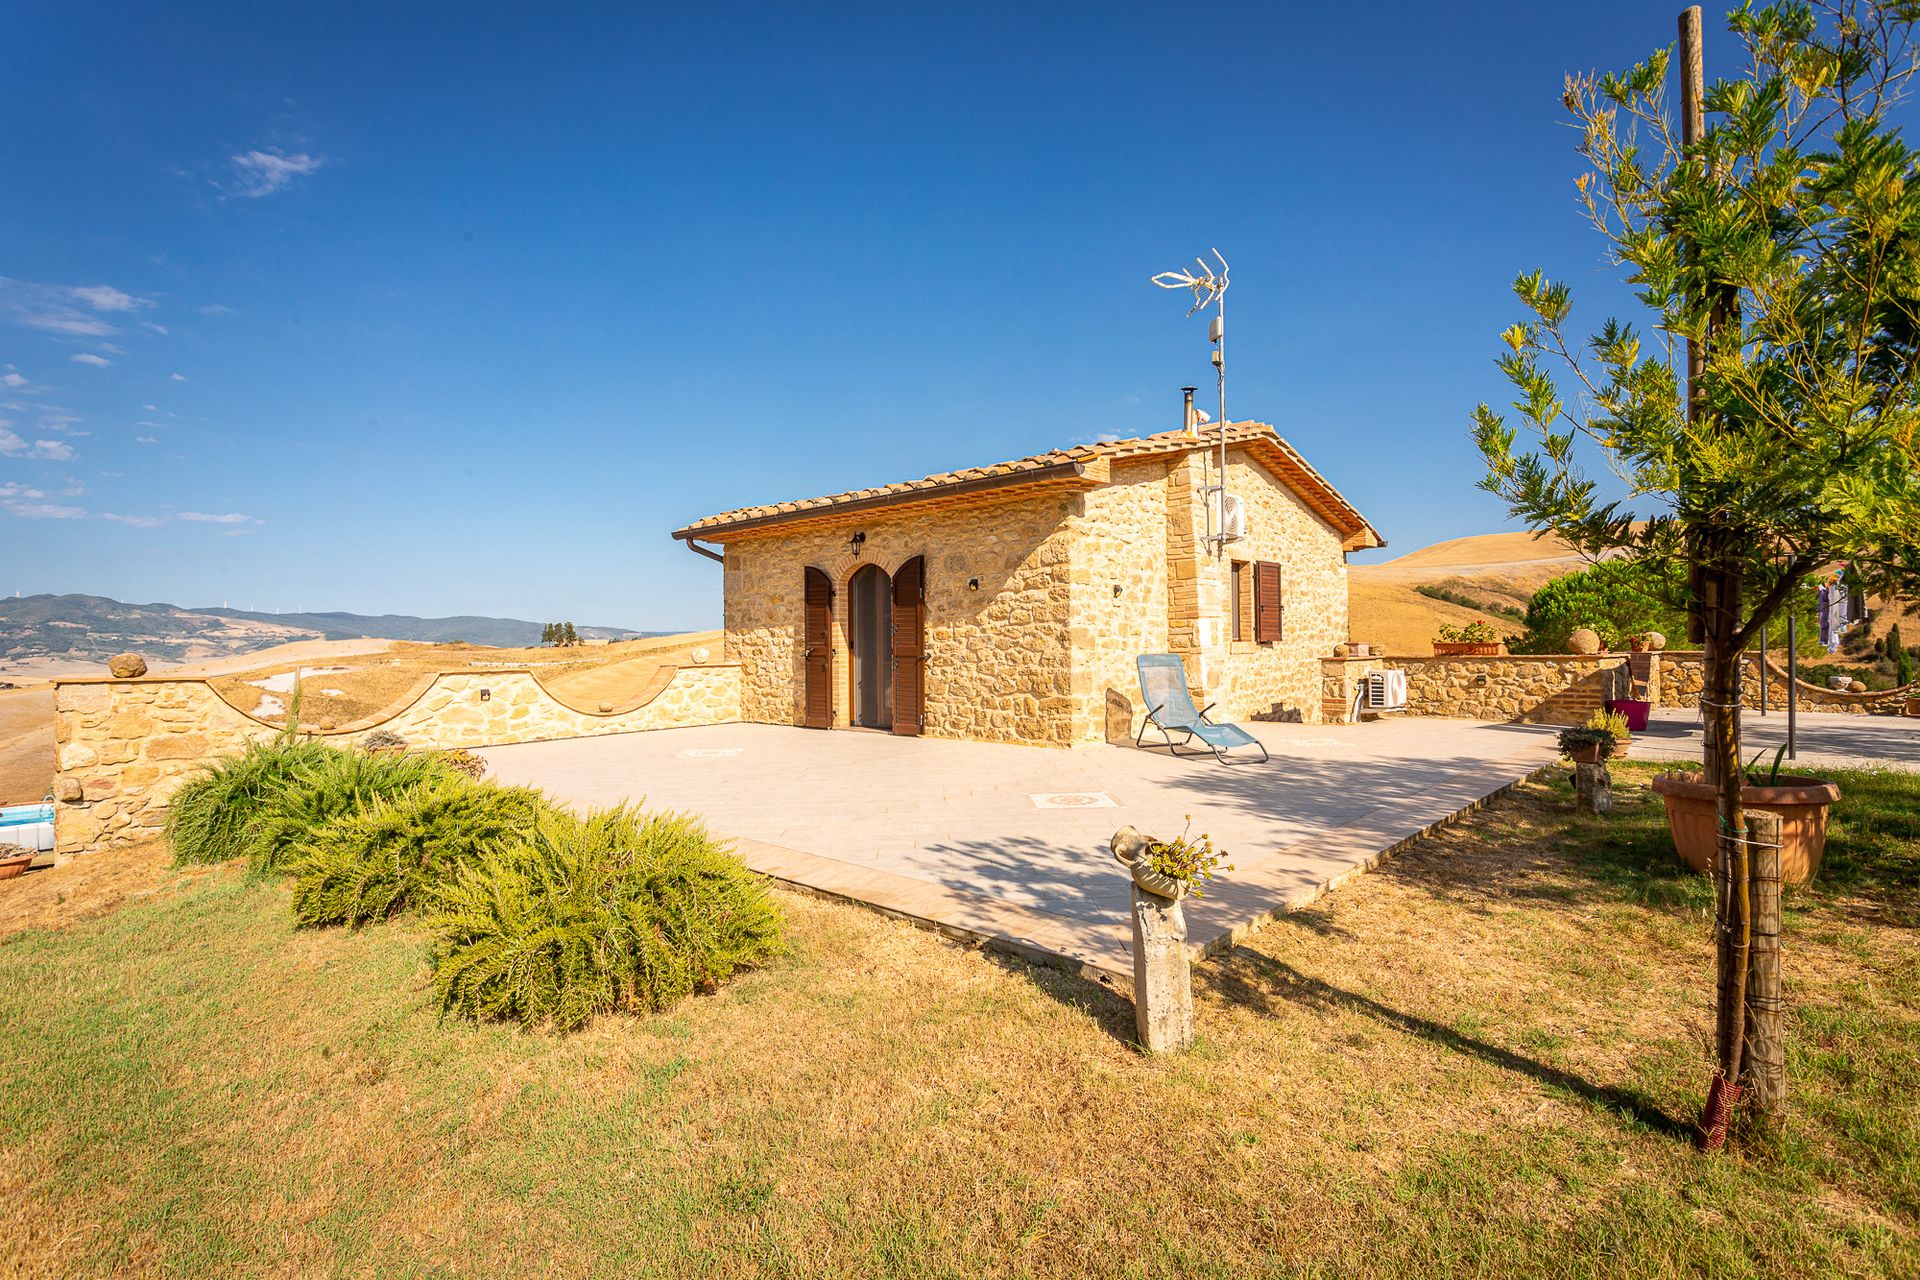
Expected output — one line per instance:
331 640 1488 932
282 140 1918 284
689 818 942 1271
1630 706 1920 772
480 719 1563 985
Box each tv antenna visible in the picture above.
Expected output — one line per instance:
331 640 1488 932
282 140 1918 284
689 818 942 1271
1151 248 1231 554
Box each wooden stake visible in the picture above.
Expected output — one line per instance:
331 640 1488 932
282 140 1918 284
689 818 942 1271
1743 810 1786 1133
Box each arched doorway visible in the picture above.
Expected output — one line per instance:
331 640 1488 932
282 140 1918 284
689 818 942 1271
847 563 893 729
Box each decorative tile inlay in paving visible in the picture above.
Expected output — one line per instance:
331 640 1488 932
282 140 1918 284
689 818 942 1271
1029 792 1117 809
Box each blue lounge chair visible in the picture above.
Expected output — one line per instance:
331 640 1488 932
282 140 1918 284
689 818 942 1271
1134 654 1269 764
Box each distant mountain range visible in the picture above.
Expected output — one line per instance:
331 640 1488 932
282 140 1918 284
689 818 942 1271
0 594 651 664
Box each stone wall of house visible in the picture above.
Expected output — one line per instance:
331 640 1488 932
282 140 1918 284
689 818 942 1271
51 664 741 856
1662 650 1917 716
1068 458 1175 743
1211 448 1352 725
720 496 1078 747
1067 446 1352 741
1379 654 1632 725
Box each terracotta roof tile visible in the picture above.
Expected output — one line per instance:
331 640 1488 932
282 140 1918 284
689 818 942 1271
674 423 1382 550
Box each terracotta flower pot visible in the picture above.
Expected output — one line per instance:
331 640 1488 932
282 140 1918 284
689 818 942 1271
1432 642 1504 656
1564 742 1606 764
0 851 33 881
1607 737 1631 759
1650 773 1840 885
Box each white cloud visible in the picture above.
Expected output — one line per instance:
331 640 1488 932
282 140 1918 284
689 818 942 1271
70 353 112 367
227 149 325 197
0 482 47 500
170 372 188 382
0 427 76 460
200 303 235 317
0 373 24 388
142 403 157 411
180 510 256 524
135 436 159 444
1 495 86 519
68 285 146 313
0 278 153 337
102 512 164 527
140 321 170 335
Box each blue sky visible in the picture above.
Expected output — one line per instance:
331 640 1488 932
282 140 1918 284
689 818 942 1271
3 1 1744 630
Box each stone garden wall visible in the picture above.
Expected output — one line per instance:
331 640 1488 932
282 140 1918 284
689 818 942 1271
1661 651 1917 716
52 663 741 856
1380 654 1633 725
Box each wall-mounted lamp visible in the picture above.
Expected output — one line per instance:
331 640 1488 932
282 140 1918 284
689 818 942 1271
967 576 980 592
849 530 867 558
480 687 492 701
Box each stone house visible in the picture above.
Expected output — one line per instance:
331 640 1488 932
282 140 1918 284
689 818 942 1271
672 421 1382 749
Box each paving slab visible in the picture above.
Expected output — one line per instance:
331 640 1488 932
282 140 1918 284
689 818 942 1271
480 718 1562 986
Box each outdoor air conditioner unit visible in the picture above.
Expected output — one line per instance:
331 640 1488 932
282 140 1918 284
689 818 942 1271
1362 670 1408 712
1213 492 1247 543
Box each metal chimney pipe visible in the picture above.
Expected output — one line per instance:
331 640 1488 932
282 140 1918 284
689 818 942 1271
1181 386 1198 434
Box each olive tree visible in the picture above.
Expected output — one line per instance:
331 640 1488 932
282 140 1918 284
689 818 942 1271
1472 1 1920 1145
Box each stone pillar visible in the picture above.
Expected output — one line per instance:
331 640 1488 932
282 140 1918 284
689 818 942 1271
1130 884 1194 1054
1112 824 1196 1054
1573 761 1612 814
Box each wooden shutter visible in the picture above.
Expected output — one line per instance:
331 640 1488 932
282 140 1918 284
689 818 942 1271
891 555 926 735
1253 561 1284 643
803 567 834 729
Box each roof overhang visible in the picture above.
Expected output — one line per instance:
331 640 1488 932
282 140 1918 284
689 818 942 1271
672 456 1112 544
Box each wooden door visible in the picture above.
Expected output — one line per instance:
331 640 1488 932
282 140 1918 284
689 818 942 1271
803 566 834 729
891 555 926 735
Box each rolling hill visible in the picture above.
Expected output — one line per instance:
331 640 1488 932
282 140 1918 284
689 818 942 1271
0 594 653 668
1348 532 1595 655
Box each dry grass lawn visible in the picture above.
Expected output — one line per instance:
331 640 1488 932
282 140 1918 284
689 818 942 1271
0 688 53 805
2 763 1915 1277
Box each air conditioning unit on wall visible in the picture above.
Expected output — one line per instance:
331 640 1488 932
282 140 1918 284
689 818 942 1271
1362 669 1408 711
1213 492 1247 543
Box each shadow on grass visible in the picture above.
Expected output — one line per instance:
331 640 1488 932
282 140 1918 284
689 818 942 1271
1200 945 1694 1141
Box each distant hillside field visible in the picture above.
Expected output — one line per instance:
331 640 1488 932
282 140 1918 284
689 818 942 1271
0 593 656 670
1349 531 1595 656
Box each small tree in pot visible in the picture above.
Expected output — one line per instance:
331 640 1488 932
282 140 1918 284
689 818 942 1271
1472 3 1920 1145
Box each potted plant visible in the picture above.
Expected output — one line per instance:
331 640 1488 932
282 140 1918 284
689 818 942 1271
1651 747 1841 885
362 728 408 756
1432 620 1505 656
1557 724 1616 764
0 843 34 880
1585 709 1632 757
1111 819 1233 901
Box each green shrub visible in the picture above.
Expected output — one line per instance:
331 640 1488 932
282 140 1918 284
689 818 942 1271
166 737 341 866
289 777 550 927
428 805 784 1031
166 738 459 872
1515 560 1687 653
245 748 459 873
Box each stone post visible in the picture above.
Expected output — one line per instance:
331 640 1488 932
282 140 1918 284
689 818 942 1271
1111 825 1195 1054
1128 885 1194 1053
1573 761 1612 814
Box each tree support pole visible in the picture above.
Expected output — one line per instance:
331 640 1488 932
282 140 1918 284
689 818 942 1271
1742 810 1786 1135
